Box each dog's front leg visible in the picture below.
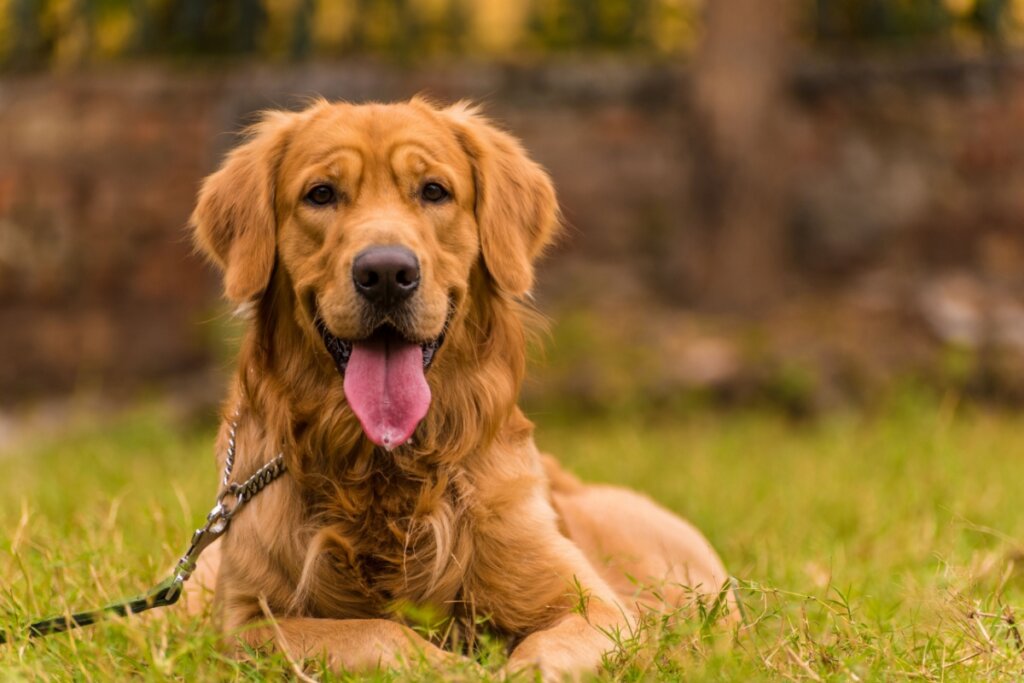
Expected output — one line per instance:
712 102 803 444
470 488 632 681
236 616 455 673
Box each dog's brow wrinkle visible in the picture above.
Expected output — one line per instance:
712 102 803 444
389 140 444 167
307 145 364 166
299 144 366 175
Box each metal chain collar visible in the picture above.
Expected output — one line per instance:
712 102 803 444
0 407 286 644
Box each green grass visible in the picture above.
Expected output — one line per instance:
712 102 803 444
2 393 1024 680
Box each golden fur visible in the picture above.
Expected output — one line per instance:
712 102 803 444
186 98 732 679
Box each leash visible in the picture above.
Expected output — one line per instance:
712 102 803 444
0 412 285 645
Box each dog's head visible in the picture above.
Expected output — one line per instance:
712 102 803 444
192 99 559 450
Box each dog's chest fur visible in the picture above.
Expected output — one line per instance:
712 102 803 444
301 451 472 621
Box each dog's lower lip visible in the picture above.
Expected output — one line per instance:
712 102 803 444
314 315 445 377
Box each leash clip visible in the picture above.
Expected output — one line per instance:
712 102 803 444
171 499 233 588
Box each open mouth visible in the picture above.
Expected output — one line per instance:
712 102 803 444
314 318 446 377
314 316 447 451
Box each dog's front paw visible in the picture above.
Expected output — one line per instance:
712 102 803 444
504 643 599 683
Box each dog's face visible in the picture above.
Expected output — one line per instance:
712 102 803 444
192 100 558 450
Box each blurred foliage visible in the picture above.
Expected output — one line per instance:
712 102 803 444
0 0 701 71
4 0 1024 73
813 0 1024 49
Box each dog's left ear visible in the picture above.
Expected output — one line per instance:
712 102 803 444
443 103 561 297
190 111 295 305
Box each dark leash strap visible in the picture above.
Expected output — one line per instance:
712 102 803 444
0 414 285 646
3 577 184 644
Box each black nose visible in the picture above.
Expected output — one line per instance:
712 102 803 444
352 246 421 308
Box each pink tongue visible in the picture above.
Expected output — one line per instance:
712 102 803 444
343 335 431 450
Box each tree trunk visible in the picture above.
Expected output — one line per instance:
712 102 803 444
689 0 797 311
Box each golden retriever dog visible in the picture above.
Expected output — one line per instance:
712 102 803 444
186 98 732 679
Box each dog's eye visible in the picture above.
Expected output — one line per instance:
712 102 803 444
420 182 450 203
305 184 337 206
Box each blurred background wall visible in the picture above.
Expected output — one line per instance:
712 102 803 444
3 0 1024 414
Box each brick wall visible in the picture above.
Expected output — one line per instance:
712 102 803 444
2 59 1023 405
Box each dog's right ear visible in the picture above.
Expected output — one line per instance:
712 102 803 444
439 102 561 298
190 111 295 305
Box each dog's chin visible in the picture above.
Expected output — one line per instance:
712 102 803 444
314 315 447 451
